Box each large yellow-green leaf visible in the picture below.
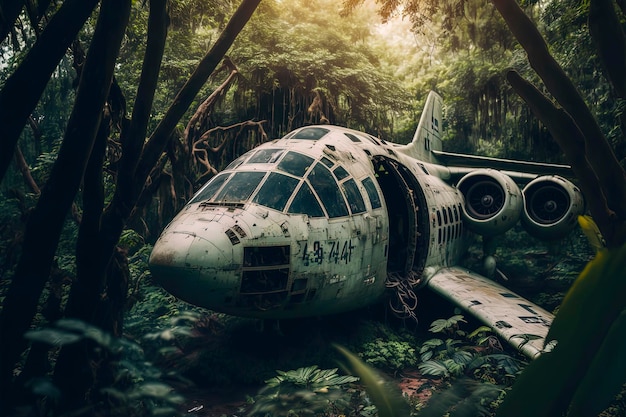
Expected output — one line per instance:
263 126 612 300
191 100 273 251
496 242 626 416
334 344 410 417
578 215 605 252
568 309 626 417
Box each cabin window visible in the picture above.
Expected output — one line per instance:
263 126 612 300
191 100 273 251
362 177 382 209
344 133 361 142
341 179 366 214
290 127 329 140
278 152 314 177
307 163 349 218
248 148 284 164
362 135 380 145
189 172 230 203
253 172 299 211
214 171 266 203
333 166 349 181
417 163 430 175
287 183 325 217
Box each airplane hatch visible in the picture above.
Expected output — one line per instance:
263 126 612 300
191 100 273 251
372 156 430 321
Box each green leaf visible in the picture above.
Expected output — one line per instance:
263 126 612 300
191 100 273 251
496 243 626 417
335 344 410 417
568 309 626 416
419 360 450 377
467 326 493 339
578 215 605 252
132 382 176 399
421 338 444 352
429 315 467 333
24 328 82 346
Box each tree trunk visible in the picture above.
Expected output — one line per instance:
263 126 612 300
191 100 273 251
136 0 263 183
0 0 130 411
0 0 100 184
492 0 626 227
506 70 623 244
0 0 24 44
88 0 263 303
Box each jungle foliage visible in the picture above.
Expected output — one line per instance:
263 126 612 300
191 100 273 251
1 0 626 415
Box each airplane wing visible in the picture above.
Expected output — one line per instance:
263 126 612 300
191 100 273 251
432 149 573 180
424 266 554 359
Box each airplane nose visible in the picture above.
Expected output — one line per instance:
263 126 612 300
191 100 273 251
149 221 240 308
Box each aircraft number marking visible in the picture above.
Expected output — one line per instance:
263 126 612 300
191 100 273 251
301 240 355 266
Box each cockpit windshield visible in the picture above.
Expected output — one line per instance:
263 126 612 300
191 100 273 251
289 127 330 140
247 148 284 164
188 149 375 219
277 152 314 177
188 172 230 204
213 171 266 203
252 172 299 211
306 163 349 218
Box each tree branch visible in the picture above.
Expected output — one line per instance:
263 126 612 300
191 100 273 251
136 0 262 183
184 59 239 151
0 0 25 44
492 0 626 219
507 70 626 245
0 0 99 184
589 0 626 98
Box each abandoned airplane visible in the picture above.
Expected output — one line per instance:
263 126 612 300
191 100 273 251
149 91 585 358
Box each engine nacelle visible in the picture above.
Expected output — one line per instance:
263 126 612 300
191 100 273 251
522 175 584 240
457 169 523 236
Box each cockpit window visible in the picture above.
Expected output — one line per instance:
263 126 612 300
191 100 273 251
321 156 334 168
307 163 349 218
252 172 299 211
333 166 349 181
189 172 230 204
287 183 325 217
290 127 330 140
341 179 366 214
362 177 382 209
247 148 284 164
278 152 314 177
225 153 250 170
213 171 266 203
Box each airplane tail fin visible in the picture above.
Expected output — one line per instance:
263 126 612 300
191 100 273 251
398 91 443 163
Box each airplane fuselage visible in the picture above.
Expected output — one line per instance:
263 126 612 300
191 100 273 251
149 125 468 318
149 91 584 357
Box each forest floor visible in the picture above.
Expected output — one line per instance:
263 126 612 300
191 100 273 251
129 228 595 417
176 371 441 417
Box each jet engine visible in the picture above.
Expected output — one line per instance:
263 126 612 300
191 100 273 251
457 169 523 236
521 175 584 240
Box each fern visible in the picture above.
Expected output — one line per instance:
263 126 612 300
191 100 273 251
419 360 450 377
429 314 467 333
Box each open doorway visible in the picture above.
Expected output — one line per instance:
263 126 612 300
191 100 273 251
371 156 428 276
